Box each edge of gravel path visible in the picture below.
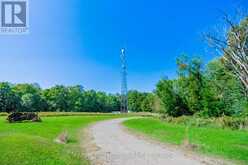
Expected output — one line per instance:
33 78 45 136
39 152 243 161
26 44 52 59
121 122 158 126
80 122 105 165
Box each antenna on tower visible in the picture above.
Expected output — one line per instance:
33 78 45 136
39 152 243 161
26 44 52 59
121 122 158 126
120 48 128 113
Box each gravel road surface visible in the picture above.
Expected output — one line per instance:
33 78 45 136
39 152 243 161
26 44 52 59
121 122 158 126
84 118 227 165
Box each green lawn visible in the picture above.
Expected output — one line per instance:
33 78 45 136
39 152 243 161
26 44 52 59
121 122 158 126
123 118 248 164
0 115 121 165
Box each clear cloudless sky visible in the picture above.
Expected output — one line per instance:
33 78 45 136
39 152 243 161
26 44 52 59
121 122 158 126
0 0 247 93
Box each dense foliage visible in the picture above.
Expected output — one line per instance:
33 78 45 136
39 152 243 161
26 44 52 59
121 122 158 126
0 83 156 113
0 62 246 116
0 58 246 115
128 90 156 112
0 83 21 113
0 83 121 113
156 56 247 117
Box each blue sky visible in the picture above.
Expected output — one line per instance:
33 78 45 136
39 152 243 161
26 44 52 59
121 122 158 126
0 0 247 93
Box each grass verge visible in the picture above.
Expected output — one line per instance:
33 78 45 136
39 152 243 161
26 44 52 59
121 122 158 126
0 115 124 165
123 118 248 164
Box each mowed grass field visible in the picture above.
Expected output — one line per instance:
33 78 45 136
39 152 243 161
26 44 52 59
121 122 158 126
123 118 248 164
0 114 128 165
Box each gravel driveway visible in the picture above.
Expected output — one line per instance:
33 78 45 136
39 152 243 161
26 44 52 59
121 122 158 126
83 118 227 165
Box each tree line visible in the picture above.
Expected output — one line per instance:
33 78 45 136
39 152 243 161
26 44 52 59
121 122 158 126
0 83 121 113
0 83 156 113
0 16 247 117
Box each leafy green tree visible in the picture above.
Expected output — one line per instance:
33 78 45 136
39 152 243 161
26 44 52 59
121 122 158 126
67 85 84 112
21 94 39 112
105 94 120 112
82 90 101 112
0 82 21 113
13 83 48 112
202 59 246 116
175 55 204 114
187 58 204 113
141 93 155 112
128 90 145 112
156 78 189 116
42 85 70 112
13 83 41 97
95 92 109 112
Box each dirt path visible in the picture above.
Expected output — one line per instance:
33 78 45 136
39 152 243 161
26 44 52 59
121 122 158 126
83 118 228 165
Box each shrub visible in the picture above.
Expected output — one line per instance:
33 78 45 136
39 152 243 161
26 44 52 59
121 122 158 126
160 115 248 130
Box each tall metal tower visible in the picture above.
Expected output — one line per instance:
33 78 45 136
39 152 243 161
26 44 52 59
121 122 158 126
120 48 128 113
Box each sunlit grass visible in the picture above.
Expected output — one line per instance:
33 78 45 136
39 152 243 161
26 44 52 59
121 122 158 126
0 115 118 165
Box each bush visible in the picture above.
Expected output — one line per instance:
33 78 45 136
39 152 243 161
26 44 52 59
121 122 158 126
156 79 190 117
160 115 248 130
